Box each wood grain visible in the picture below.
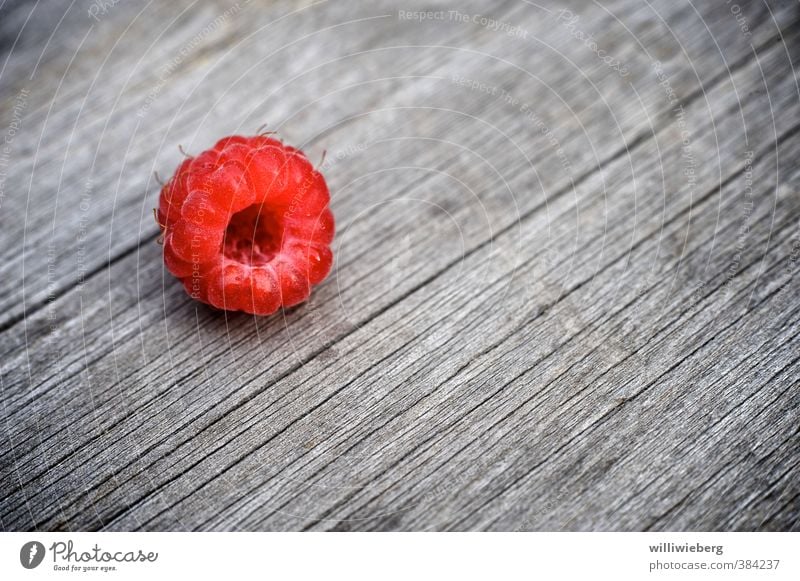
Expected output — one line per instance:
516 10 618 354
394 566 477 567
1 0 798 531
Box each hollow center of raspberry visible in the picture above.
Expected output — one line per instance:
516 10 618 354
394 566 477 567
223 203 284 266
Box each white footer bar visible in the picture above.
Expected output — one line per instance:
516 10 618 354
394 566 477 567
2 532 797 580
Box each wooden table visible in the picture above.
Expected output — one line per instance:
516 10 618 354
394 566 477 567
1 0 798 531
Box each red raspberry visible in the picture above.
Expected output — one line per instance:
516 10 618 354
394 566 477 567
157 135 334 315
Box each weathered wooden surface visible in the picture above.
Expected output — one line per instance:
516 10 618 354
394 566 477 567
1 0 798 531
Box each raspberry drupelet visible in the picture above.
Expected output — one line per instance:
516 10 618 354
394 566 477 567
157 135 334 315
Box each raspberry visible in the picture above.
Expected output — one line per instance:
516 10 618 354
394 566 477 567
157 135 334 315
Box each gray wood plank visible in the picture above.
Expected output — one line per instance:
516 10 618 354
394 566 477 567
1 0 798 531
131 32 800 532
0 0 790 329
